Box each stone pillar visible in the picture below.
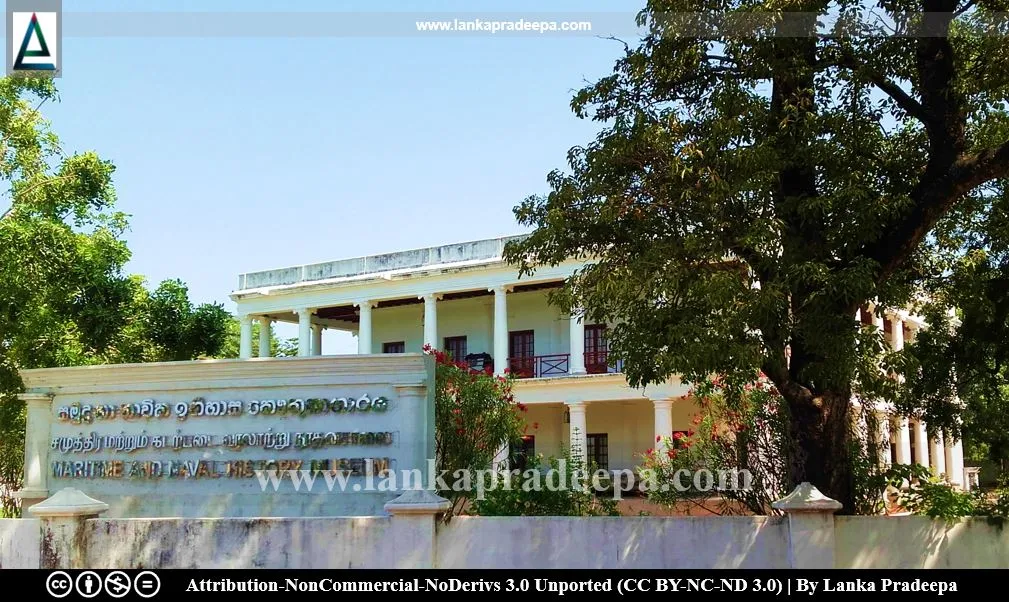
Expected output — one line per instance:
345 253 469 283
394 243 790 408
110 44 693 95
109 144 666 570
948 438 965 488
566 401 587 465
382 489 450 569
311 324 323 356
29 488 109 569
421 293 440 349
296 308 314 357
239 314 253 359
569 309 586 375
895 418 912 465
890 315 904 351
652 398 673 449
257 316 271 357
913 421 929 468
772 482 842 569
15 393 52 509
356 301 373 355
930 431 946 479
492 286 509 376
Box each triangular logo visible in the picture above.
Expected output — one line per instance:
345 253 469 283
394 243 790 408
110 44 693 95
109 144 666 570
14 13 55 71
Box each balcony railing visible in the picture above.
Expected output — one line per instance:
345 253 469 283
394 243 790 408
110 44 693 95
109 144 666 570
504 352 625 379
508 354 570 378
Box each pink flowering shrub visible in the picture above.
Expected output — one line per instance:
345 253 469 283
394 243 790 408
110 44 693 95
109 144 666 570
638 371 791 515
426 345 526 518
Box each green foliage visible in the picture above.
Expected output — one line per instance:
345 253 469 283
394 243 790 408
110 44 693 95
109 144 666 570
427 346 526 518
888 465 1009 521
638 374 791 514
470 447 619 517
503 1 1009 509
0 78 229 515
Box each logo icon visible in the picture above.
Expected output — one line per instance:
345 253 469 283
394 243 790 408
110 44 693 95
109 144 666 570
12 11 57 71
75 571 103 598
45 571 73 598
104 571 132 599
135 571 161 598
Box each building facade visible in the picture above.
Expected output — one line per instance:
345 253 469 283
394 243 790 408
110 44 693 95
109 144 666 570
230 235 967 492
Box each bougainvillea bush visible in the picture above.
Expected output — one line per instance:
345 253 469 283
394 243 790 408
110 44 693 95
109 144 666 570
426 345 526 518
638 373 792 515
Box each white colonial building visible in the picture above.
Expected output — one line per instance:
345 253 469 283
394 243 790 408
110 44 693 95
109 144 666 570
230 235 966 492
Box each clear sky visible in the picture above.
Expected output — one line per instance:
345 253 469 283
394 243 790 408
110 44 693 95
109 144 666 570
27 0 644 352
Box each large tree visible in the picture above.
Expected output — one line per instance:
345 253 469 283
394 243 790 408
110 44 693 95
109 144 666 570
505 1 1009 510
0 77 230 514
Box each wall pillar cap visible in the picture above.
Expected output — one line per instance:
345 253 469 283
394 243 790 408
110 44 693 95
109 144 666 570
772 482 843 514
384 489 451 515
28 487 109 518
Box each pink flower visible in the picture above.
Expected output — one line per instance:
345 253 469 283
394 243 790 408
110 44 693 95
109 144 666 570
656 435 662 442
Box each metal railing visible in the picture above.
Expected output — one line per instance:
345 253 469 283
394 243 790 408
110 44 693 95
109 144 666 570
508 354 571 378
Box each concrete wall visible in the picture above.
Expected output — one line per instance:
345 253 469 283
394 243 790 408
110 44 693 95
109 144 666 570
437 516 789 569
85 517 401 569
0 518 40 568
6 510 1008 569
835 516 1009 568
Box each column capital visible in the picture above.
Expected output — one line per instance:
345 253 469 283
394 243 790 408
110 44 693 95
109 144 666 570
384 489 451 516
257 315 272 324
29 487 109 519
489 284 514 294
565 400 587 410
651 398 674 409
419 293 443 302
295 307 317 316
238 313 253 323
772 482 843 514
353 300 376 309
17 392 52 405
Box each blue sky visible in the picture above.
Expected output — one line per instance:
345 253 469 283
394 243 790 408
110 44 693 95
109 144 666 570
28 0 644 351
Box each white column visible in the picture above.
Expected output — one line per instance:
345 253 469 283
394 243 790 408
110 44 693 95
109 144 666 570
930 431 946 479
877 412 891 467
492 286 509 376
569 309 586 375
913 421 930 468
257 316 271 357
566 401 587 465
943 434 955 483
296 308 314 357
652 398 673 448
872 309 884 334
239 314 253 359
356 301 373 354
421 293 440 349
895 418 912 465
890 315 904 351
948 438 965 488
311 324 323 356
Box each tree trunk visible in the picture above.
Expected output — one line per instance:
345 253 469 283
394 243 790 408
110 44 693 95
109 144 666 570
785 390 855 512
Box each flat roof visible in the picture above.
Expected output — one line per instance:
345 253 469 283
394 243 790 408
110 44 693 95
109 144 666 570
235 234 529 291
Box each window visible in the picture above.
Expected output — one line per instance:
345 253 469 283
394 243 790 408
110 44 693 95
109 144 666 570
584 324 609 374
586 433 608 470
443 336 468 362
382 341 405 354
514 436 535 472
508 330 535 377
